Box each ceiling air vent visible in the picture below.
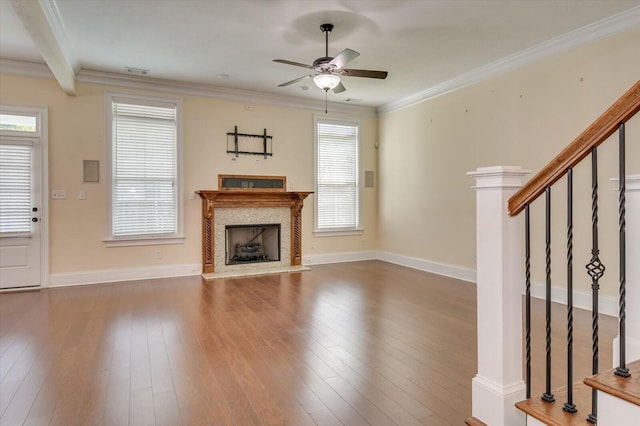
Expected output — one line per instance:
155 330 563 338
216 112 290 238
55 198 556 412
125 67 149 75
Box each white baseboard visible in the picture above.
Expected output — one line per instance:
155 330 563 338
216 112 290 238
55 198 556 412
48 263 201 288
336 250 619 317
43 253 620 319
530 280 619 318
304 249 476 283
376 250 477 283
303 250 378 265
471 375 526 426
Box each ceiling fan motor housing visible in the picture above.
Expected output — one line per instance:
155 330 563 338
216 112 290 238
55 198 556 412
312 57 335 71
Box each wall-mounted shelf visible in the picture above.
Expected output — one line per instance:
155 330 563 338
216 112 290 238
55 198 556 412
226 126 273 158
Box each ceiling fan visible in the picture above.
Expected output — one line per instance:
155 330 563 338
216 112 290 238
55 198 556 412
273 23 388 94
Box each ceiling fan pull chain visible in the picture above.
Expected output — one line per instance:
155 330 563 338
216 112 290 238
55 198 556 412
325 91 328 114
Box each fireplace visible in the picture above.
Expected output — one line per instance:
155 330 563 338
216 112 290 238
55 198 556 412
226 224 281 265
197 175 312 278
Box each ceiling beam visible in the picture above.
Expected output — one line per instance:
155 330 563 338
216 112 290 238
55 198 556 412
10 0 76 95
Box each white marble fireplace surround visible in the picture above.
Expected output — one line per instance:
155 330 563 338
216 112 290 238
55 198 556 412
213 207 291 274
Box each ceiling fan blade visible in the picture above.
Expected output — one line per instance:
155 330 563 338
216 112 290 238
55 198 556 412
329 48 359 69
273 59 314 69
278 75 310 87
332 81 346 94
342 68 388 79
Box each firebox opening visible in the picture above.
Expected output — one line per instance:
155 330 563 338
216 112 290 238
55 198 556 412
225 224 281 265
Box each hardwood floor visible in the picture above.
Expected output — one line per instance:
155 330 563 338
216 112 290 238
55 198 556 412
0 261 616 425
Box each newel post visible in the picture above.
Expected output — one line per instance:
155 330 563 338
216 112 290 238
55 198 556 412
613 175 640 365
467 166 530 426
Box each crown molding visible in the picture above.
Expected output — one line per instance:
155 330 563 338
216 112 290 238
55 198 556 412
0 58 52 79
76 69 377 117
378 6 640 115
0 58 376 116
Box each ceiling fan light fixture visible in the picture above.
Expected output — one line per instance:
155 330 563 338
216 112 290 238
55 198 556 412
313 74 341 91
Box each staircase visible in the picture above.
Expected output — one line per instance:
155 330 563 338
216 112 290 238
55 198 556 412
516 359 640 425
467 81 640 425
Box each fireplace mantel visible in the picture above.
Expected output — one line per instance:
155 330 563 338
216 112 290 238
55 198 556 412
197 190 312 210
197 190 312 274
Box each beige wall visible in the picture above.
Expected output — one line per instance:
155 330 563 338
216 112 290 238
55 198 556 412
378 28 640 297
1 27 638 290
0 74 378 276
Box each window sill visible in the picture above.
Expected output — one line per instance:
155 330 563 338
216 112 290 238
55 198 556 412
104 236 185 247
313 229 363 237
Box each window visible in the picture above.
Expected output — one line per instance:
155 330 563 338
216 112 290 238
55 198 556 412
0 113 37 133
314 117 361 233
106 93 183 245
0 143 31 236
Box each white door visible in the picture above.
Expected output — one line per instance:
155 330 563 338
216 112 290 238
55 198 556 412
0 135 42 289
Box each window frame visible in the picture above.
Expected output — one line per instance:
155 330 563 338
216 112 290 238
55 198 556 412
104 92 184 247
313 115 362 236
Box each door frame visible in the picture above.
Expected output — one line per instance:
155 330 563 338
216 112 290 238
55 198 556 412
0 104 49 289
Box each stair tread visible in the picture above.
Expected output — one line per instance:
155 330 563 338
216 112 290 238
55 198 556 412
517 360 640 425
464 417 487 426
515 382 593 426
583 359 640 406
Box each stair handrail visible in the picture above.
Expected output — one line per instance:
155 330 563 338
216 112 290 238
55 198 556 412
508 80 640 216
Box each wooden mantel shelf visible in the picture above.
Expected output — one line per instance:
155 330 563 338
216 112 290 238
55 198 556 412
196 190 312 274
197 190 312 209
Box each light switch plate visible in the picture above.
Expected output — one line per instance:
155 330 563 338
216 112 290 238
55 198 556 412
52 190 67 200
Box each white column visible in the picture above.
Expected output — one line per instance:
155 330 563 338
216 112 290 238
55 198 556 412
467 166 530 426
612 175 640 365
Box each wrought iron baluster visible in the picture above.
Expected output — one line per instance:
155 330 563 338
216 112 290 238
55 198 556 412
525 204 531 399
564 168 577 413
615 122 631 379
542 186 555 403
586 147 605 424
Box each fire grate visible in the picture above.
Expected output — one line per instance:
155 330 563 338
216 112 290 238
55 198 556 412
225 224 280 265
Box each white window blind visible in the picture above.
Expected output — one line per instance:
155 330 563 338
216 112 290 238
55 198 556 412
316 120 359 231
0 143 31 235
111 99 178 238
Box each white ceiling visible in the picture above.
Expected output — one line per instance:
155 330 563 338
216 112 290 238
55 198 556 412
2 0 640 109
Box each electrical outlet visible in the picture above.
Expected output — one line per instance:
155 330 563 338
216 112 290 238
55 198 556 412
155 250 162 259
78 190 86 200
